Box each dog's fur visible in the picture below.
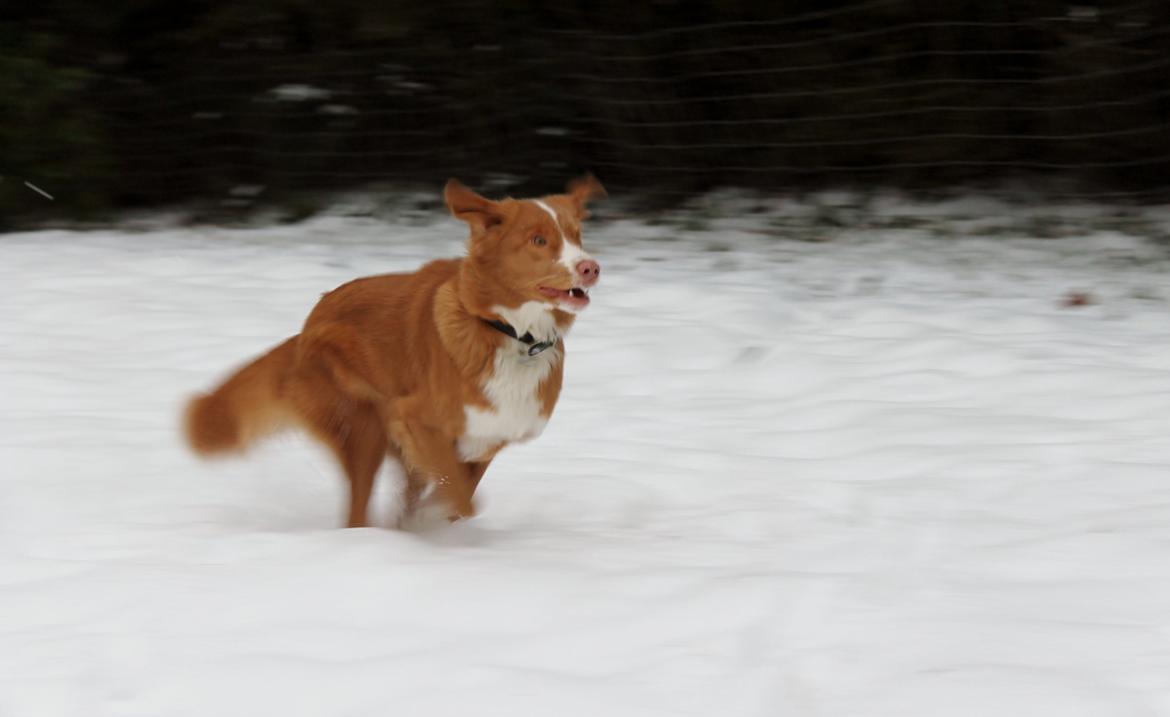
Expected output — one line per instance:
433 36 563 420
183 176 606 527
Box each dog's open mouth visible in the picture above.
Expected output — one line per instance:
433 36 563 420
539 286 590 309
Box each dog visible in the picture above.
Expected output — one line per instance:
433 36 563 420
183 175 606 528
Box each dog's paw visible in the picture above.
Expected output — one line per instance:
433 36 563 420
398 495 477 532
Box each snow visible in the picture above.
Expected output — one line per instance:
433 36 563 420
2 197 1170 716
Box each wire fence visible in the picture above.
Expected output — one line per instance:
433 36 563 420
9 0 1170 214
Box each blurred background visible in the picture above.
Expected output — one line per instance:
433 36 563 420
3 0 1169 226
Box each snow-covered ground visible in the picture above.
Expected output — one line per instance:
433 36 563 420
2 194 1170 716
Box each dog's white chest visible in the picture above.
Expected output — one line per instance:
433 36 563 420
457 344 558 462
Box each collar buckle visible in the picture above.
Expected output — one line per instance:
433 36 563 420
483 318 557 356
527 340 555 356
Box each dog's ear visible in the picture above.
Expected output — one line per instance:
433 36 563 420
444 179 503 235
566 173 606 217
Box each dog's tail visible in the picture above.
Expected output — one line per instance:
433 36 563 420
183 336 299 456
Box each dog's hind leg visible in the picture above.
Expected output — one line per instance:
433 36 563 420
286 365 388 528
336 407 387 528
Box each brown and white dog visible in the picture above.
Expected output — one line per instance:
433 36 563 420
183 175 606 527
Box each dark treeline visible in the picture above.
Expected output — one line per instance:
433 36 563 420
2 0 1169 219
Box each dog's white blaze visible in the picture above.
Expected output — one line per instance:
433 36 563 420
457 336 558 462
533 199 593 275
532 199 563 239
557 236 591 277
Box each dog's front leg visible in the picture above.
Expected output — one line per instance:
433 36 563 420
387 406 475 522
392 422 476 521
397 460 489 530
466 459 493 496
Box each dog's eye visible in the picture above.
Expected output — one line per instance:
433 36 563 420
532 235 547 247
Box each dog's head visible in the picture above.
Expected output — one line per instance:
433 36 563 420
445 175 606 314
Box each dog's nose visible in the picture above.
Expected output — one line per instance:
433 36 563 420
576 259 600 286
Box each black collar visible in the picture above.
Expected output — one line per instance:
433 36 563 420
482 318 557 357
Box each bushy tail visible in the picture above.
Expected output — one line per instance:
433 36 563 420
183 336 299 456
